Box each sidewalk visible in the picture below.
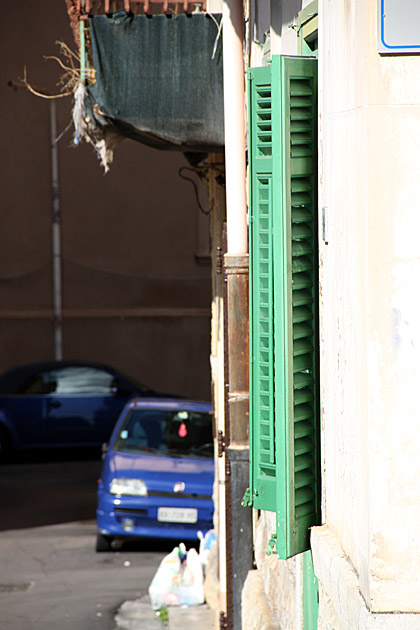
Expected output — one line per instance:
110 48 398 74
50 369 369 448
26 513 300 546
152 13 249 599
114 542 219 630
115 595 217 630
167 604 217 630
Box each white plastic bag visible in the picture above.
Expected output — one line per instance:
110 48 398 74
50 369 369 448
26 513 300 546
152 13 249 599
148 544 205 609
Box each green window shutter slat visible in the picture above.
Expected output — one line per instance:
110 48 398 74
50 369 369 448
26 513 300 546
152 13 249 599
272 55 319 560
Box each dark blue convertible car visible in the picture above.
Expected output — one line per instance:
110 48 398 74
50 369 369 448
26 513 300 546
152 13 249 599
0 360 161 459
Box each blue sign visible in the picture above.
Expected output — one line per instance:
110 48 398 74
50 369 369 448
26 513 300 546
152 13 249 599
379 0 420 54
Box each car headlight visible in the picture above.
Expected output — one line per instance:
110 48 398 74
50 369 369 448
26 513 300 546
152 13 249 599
109 478 148 496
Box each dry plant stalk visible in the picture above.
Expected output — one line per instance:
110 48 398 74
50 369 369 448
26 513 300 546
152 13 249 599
19 41 80 99
18 39 118 173
45 40 81 93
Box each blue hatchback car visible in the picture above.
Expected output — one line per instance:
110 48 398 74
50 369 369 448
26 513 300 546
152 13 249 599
96 398 214 551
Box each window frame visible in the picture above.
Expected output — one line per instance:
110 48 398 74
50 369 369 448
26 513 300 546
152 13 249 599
298 1 318 57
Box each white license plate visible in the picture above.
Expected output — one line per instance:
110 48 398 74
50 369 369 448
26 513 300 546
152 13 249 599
157 507 198 524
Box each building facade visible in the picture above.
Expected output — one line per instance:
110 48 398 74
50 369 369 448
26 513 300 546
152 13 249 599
239 0 420 628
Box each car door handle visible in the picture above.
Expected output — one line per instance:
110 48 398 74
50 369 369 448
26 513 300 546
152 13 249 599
48 400 61 408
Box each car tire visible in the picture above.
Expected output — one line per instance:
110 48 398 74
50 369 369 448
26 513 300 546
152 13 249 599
0 427 11 463
96 533 113 552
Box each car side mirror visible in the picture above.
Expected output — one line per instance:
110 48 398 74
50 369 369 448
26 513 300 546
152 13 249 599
101 442 108 460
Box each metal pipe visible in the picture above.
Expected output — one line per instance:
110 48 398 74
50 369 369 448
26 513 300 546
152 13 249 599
222 0 248 256
8 76 63 359
50 99 63 360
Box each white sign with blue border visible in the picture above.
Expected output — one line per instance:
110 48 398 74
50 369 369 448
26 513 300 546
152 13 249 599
379 0 420 54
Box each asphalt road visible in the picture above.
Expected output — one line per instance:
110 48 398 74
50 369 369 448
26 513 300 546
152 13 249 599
0 452 172 630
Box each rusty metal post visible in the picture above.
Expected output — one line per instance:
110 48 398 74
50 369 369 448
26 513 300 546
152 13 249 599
224 252 252 630
225 254 249 446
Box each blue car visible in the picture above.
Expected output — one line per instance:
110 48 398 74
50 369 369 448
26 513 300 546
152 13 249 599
96 398 214 551
0 360 162 460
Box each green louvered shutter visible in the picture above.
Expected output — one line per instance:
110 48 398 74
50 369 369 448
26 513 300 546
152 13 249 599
248 65 277 512
248 55 320 559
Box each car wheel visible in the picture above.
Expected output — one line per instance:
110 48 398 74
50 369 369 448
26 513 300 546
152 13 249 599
0 427 10 463
96 533 113 552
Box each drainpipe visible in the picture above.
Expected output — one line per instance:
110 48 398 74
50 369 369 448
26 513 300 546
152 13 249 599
222 0 247 256
222 1 252 629
50 99 63 361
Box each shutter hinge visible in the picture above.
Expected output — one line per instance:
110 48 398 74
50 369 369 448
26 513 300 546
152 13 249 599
266 534 277 556
241 487 258 507
218 431 231 474
220 611 228 630
216 246 224 274
217 430 225 457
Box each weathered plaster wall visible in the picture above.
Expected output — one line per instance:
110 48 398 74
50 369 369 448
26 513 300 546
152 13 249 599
318 0 370 597
317 583 344 630
319 0 420 613
253 511 300 629
312 525 420 629
242 569 279 630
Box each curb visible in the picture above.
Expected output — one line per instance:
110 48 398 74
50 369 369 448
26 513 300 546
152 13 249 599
115 595 217 630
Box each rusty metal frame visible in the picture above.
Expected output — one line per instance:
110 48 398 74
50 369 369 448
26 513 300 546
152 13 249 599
65 0 208 54
74 0 207 16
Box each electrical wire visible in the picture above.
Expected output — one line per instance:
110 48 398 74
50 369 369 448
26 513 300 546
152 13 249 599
0 257 209 283
0 261 51 281
178 166 210 215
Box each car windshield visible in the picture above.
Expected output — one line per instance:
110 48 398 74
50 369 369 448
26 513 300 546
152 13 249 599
113 408 213 459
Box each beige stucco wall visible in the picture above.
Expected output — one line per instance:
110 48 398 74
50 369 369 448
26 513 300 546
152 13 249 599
319 0 420 613
252 511 301 630
244 0 420 624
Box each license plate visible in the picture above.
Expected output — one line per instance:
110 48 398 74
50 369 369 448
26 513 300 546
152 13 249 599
157 507 198 523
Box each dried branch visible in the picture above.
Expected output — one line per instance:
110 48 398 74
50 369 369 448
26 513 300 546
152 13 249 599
15 40 82 100
45 40 81 93
17 66 73 99
44 55 74 74
55 40 80 63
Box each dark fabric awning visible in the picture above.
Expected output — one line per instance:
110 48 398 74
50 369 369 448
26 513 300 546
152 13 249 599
85 11 224 152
